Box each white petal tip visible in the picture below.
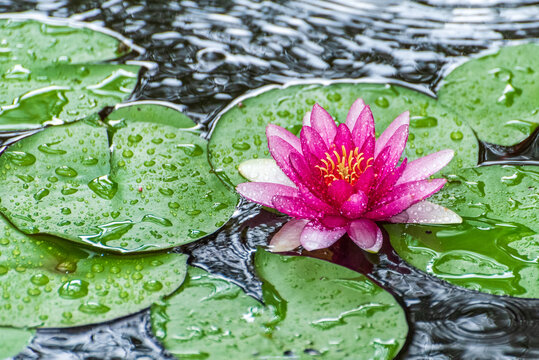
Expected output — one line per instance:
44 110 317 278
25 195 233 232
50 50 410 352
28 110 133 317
238 158 295 187
302 111 312 126
268 219 307 252
389 200 462 225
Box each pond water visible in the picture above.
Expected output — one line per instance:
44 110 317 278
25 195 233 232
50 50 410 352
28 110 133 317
2 0 538 359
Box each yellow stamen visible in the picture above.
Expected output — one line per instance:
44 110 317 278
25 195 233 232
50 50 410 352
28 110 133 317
315 145 374 186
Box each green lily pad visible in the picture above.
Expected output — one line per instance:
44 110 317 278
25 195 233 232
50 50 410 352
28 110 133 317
152 249 408 359
0 327 33 358
208 82 478 187
0 16 140 130
388 165 539 298
0 214 188 328
438 43 539 146
0 103 237 252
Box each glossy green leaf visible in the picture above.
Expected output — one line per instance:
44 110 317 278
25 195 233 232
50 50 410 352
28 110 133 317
152 249 408 359
208 82 478 187
388 165 538 298
0 103 237 252
0 17 140 130
438 43 539 146
0 327 33 359
0 214 188 328
0 17 133 65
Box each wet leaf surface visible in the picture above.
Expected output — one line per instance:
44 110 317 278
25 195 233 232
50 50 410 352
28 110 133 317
0 327 34 358
152 249 408 359
0 17 140 130
0 212 188 328
0 103 237 252
388 165 538 298
438 44 539 146
208 82 478 187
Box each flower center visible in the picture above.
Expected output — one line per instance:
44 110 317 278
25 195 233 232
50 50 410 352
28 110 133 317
316 145 373 186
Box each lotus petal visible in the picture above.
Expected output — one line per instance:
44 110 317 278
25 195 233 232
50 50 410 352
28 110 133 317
236 182 297 208
326 179 354 207
272 195 320 219
375 111 409 158
341 191 368 218
345 98 366 130
333 123 354 152
269 219 308 252
351 105 375 151
268 135 302 185
311 103 337 147
302 110 312 126
365 179 447 219
388 200 462 224
238 158 295 187
396 149 454 185
300 221 346 250
266 124 302 153
301 126 329 164
348 219 383 253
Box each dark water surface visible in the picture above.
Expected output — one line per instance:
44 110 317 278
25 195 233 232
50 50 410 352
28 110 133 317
2 0 538 359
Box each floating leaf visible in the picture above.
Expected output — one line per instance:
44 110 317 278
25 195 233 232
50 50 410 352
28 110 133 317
0 17 140 130
0 214 188 328
0 327 33 358
388 165 538 298
208 82 478 187
152 249 408 359
0 103 237 252
438 43 539 146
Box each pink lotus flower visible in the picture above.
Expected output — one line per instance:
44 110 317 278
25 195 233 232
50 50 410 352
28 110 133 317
236 99 461 253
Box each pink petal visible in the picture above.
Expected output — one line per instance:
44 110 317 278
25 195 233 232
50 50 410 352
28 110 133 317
269 219 309 252
326 179 354 207
351 105 375 151
289 152 328 200
345 98 366 131
376 124 409 175
396 149 454 185
354 166 375 194
388 200 462 224
340 191 368 218
302 111 312 126
375 111 409 158
266 124 302 154
347 219 383 253
319 214 348 228
236 182 298 208
272 195 319 219
300 126 329 165
333 123 354 152
359 133 375 161
300 221 346 250
370 158 408 200
311 103 337 147
298 184 337 215
268 135 302 185
365 178 447 220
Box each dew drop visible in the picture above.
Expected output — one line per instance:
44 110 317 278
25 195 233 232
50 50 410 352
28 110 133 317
30 274 50 286
5 151 36 166
143 280 163 292
58 279 89 299
55 166 78 177
88 175 118 200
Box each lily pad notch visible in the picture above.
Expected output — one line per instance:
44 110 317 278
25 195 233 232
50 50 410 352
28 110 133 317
0 14 145 131
0 101 237 253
